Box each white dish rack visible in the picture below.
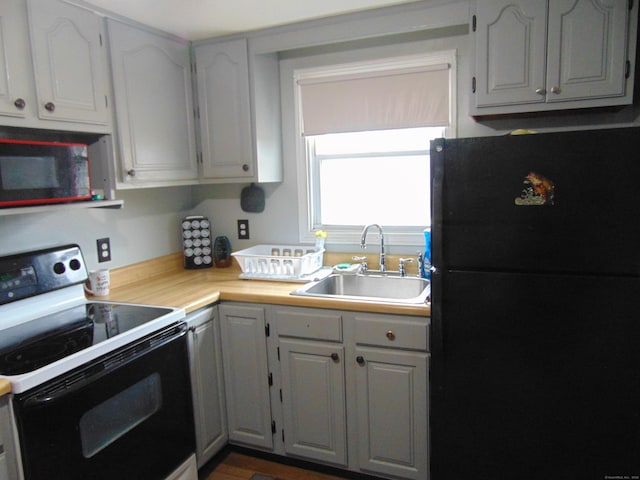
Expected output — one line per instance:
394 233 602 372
231 245 325 281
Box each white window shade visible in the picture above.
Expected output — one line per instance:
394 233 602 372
298 64 450 136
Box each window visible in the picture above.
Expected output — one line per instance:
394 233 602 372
307 127 445 227
294 51 456 245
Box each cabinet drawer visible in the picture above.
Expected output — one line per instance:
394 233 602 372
275 308 342 341
354 315 428 351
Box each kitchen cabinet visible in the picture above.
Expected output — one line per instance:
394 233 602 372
349 312 429 480
194 39 283 183
0 397 18 480
0 0 111 132
186 307 227 468
218 303 274 450
471 0 637 115
165 455 197 480
0 0 32 120
275 307 347 466
107 19 198 187
27 0 111 127
216 301 428 480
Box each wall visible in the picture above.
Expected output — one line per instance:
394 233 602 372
0 186 194 270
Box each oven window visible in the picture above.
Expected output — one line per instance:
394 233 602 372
0 156 60 190
79 373 162 458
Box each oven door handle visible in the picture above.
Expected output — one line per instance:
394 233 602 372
21 324 186 409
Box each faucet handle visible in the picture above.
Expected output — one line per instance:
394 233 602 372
398 257 414 277
352 256 368 272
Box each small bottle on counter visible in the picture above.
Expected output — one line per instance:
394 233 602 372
422 228 431 279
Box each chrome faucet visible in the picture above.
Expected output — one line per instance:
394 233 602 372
360 224 386 273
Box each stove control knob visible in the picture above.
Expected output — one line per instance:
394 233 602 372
69 258 82 270
53 262 66 274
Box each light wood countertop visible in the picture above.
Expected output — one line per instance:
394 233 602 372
98 252 431 316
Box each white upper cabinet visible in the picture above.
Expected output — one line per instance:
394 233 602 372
472 0 637 115
0 0 32 119
107 19 198 186
195 39 283 183
27 0 110 126
195 39 254 180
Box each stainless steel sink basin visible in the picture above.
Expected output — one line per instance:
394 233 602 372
291 274 430 305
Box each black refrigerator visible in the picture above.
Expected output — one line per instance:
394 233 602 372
430 127 640 480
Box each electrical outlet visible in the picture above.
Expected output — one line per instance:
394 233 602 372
97 237 112 262
237 219 250 239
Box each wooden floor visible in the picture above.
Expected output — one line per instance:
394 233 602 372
200 449 372 480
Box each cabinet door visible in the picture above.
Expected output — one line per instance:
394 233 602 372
27 0 109 125
0 0 31 119
474 0 548 107
0 397 18 480
219 304 273 449
546 0 629 102
108 20 198 185
279 338 347 466
187 309 227 468
354 347 429 480
195 39 254 180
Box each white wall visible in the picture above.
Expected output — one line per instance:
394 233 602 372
0 186 194 270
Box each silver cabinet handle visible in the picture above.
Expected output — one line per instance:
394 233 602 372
535 88 546 95
550 86 561 94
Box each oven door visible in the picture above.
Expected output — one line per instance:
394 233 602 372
12 323 195 480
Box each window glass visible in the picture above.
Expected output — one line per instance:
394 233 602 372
309 127 445 227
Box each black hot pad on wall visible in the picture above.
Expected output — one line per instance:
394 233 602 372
241 183 265 212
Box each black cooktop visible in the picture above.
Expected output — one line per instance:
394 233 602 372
0 302 173 375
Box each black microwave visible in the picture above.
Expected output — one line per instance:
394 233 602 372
0 139 92 207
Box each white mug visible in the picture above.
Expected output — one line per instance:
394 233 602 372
85 269 110 296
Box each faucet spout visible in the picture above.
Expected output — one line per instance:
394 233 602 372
360 224 386 273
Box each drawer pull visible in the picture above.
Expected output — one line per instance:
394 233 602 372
330 352 339 362
356 356 365 365
386 330 396 341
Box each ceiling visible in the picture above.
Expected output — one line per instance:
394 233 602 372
83 0 424 41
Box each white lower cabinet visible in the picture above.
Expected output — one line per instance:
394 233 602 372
354 347 428 480
0 397 18 480
218 303 274 450
186 307 227 468
276 306 347 466
216 302 429 480
165 454 197 480
350 312 430 479
273 305 429 480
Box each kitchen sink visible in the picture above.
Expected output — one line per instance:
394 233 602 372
291 273 430 305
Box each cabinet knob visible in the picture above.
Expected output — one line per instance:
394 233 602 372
14 98 26 110
550 86 561 94
242 164 250 172
386 330 396 341
44 102 56 112
330 353 339 361
127 169 136 177
535 88 546 95
356 355 365 365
